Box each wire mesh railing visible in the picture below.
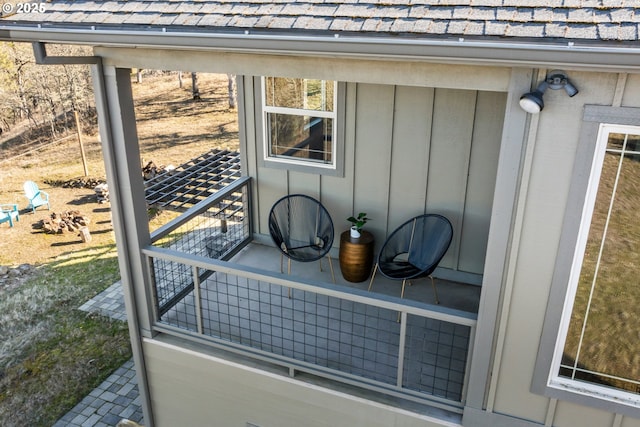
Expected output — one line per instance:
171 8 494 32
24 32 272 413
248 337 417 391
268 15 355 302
149 176 251 315
144 243 476 411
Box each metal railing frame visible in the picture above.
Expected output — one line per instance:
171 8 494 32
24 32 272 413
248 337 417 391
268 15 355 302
150 175 252 246
149 176 252 316
143 244 476 412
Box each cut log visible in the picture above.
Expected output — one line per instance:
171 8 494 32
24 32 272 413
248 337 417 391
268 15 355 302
78 227 92 243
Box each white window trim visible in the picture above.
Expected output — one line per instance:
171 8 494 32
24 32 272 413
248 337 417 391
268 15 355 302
550 123 640 407
533 106 640 418
260 77 343 175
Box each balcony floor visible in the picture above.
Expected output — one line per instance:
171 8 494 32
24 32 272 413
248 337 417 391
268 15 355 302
230 242 481 315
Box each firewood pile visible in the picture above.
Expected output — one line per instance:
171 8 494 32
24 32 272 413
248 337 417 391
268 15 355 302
94 183 109 203
45 177 106 189
37 211 91 235
142 161 175 180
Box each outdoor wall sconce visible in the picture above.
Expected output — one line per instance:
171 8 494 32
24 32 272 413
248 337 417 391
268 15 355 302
519 70 579 114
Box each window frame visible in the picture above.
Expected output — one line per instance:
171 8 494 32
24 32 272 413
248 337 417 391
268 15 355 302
258 77 345 177
532 105 640 418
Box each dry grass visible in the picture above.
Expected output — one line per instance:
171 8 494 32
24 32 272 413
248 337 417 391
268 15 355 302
0 245 128 427
0 72 238 265
0 71 239 425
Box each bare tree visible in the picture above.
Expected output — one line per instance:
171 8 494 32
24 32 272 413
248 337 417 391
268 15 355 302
0 42 95 140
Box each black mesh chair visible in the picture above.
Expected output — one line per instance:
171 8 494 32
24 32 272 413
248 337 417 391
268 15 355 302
368 214 453 304
268 194 335 288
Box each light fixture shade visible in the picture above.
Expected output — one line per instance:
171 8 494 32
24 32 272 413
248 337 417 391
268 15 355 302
564 81 579 97
519 91 544 114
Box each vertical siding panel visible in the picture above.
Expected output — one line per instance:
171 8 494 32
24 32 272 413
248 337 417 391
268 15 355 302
352 83 395 244
427 88 477 270
618 415 640 427
240 76 256 181
288 171 320 199
322 82 357 240
240 75 261 235
256 169 288 236
145 341 444 427
552 402 618 427
251 76 289 236
388 86 434 233
458 91 506 274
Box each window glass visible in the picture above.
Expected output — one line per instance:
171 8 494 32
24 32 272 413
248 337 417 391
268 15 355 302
559 130 640 395
265 77 334 112
262 77 338 171
267 114 333 164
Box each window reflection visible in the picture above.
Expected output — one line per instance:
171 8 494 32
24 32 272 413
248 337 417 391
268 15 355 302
265 77 334 112
267 114 333 163
560 132 640 394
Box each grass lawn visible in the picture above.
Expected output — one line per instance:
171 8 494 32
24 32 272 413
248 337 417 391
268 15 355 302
0 72 239 426
0 245 129 426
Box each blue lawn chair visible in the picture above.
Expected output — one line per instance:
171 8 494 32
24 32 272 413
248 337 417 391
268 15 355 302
0 203 19 227
24 181 50 213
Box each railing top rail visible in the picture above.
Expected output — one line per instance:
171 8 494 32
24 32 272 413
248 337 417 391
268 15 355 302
150 176 250 243
143 245 477 327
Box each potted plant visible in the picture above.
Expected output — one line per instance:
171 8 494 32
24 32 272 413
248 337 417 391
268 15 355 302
347 212 370 238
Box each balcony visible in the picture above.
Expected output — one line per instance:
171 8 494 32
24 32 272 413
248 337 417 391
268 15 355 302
143 177 480 414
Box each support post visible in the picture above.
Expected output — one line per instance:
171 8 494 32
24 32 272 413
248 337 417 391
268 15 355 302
92 63 156 427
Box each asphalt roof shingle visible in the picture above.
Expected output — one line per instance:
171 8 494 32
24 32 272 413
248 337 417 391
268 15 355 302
0 0 638 44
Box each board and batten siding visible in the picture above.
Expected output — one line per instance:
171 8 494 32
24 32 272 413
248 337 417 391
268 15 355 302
248 77 506 280
143 339 456 427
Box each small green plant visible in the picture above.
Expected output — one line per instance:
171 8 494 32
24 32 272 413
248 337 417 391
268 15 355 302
347 212 370 231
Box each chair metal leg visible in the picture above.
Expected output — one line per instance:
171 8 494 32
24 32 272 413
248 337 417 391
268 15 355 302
400 279 407 299
430 275 440 304
397 279 409 322
287 258 292 299
367 263 379 292
280 253 284 274
326 255 335 283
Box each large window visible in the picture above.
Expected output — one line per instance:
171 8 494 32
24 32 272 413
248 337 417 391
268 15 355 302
555 126 640 396
261 77 342 175
534 108 640 417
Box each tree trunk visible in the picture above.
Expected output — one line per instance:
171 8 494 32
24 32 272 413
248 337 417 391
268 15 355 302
191 72 200 100
227 74 237 109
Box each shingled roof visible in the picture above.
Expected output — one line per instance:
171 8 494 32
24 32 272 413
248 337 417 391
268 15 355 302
1 0 638 44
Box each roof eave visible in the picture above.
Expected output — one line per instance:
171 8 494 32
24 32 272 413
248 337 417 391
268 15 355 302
1 26 640 72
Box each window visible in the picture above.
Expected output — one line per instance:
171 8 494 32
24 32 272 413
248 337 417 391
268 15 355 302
534 106 640 417
556 126 640 396
261 77 343 175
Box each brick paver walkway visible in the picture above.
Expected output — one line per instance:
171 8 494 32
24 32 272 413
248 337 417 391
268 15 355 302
54 282 144 426
53 360 143 427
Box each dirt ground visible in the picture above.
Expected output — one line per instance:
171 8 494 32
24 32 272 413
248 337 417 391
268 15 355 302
0 72 239 266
